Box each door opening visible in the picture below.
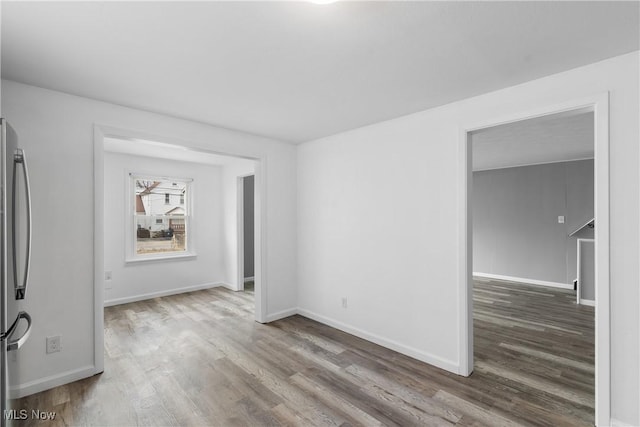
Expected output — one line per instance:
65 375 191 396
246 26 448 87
94 126 268 380
237 174 255 293
459 94 610 425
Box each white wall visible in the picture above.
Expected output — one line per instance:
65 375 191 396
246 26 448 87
104 152 226 305
1 79 298 396
297 51 639 424
221 159 255 290
2 50 637 423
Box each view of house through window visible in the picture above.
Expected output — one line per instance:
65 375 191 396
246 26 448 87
133 176 191 255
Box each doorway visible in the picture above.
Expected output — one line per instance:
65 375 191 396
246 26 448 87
237 174 255 293
93 126 267 379
458 94 610 425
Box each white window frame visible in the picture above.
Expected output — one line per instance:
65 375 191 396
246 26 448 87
126 173 196 263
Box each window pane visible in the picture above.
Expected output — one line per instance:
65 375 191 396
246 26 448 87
134 179 188 216
134 177 189 256
136 216 187 254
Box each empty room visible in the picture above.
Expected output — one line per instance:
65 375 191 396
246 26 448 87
1 2 639 426
470 110 597 424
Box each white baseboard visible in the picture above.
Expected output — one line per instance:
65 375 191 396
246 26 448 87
579 298 596 307
9 365 96 398
296 308 459 374
104 282 226 306
244 276 255 282
610 417 635 427
219 282 237 291
473 272 573 290
265 307 298 322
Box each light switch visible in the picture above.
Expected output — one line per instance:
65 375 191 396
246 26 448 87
558 216 565 224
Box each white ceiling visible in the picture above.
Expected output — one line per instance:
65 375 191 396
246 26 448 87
104 136 254 168
2 2 638 144
471 110 594 171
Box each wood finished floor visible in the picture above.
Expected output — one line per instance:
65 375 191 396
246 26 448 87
14 278 594 426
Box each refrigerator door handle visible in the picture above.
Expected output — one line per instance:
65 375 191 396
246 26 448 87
4 312 32 351
12 148 32 300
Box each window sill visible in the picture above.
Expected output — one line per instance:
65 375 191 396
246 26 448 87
125 252 197 264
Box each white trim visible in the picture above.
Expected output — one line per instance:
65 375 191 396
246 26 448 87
237 176 245 292
579 299 596 307
610 418 633 427
125 171 195 262
576 238 596 305
593 93 611 427
577 238 582 304
125 253 197 264
473 272 573 290
94 124 269 387
298 309 460 373
93 126 105 375
9 365 96 399
104 282 228 307
254 160 267 323
265 308 298 322
459 92 610 425
128 172 193 184
218 283 236 291
458 127 473 376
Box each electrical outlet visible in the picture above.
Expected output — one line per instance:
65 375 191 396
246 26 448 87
104 271 113 290
341 297 348 309
46 336 61 354
558 216 565 224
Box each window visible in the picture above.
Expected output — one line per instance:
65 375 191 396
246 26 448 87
130 174 192 259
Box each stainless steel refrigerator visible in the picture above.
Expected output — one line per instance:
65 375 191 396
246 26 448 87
0 119 32 427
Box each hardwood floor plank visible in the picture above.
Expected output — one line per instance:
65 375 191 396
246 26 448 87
289 372 385 427
344 364 462 424
432 390 522 427
475 360 594 409
14 279 593 426
499 342 594 373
